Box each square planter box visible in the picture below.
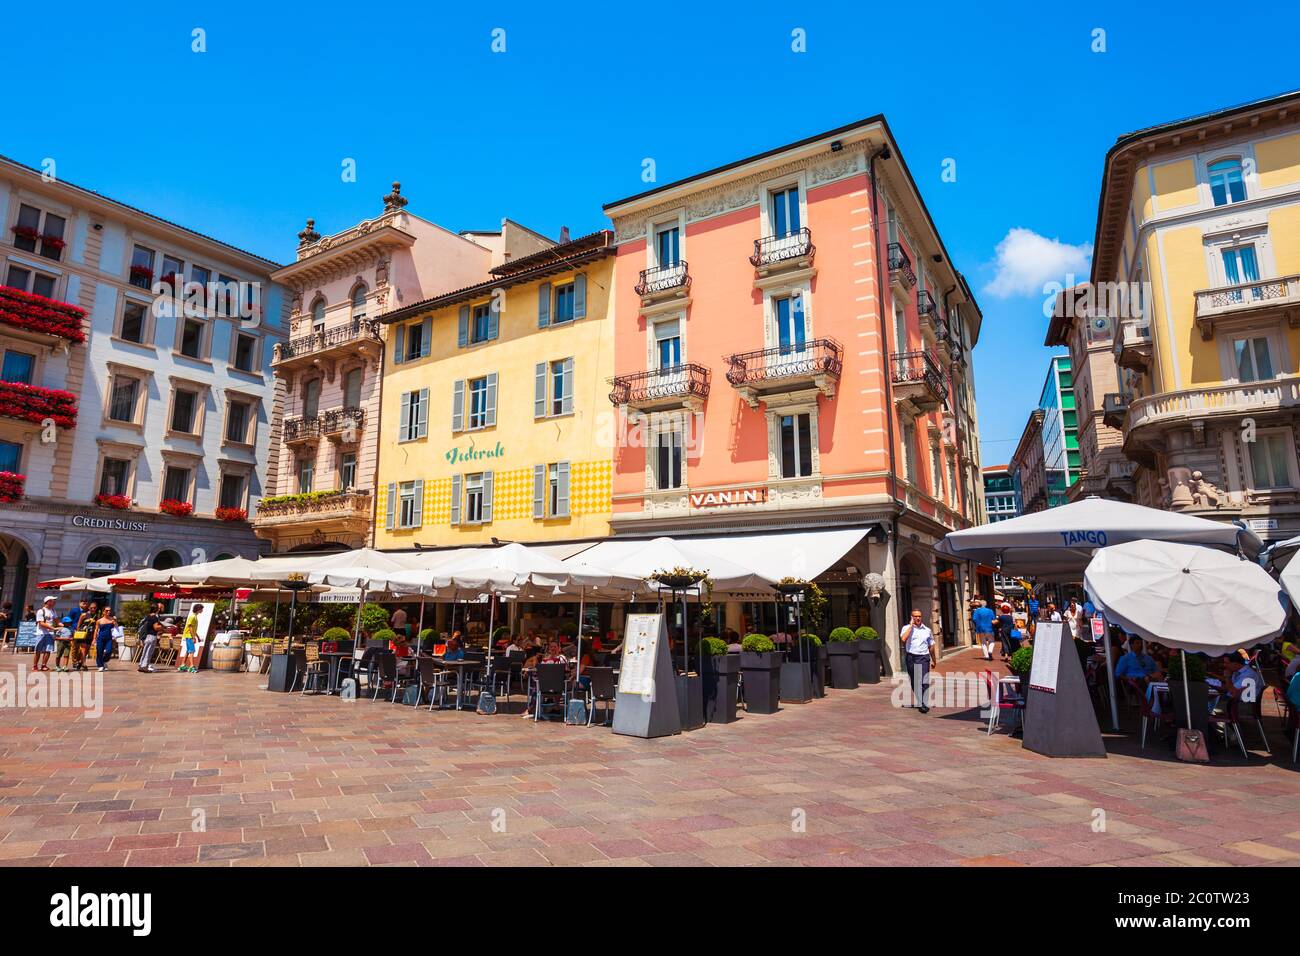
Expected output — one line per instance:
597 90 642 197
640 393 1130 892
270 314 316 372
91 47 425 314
702 654 740 724
676 673 704 731
740 651 782 714
780 659 814 703
857 642 882 684
827 641 860 689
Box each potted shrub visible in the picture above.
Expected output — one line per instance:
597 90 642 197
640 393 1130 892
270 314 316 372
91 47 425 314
1008 646 1034 698
1167 652 1210 734
826 627 860 689
321 626 351 654
370 628 397 650
418 627 436 652
739 633 781 714
855 626 881 684
700 636 739 724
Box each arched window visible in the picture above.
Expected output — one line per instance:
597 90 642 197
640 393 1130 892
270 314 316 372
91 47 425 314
152 549 182 571
86 546 121 574
310 297 326 333
1208 158 1246 207
214 552 235 562
350 284 368 320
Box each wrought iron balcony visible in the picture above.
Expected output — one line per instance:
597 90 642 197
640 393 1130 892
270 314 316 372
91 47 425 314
749 227 815 273
890 349 945 415
634 262 691 299
283 415 321 443
725 338 842 407
274 318 381 365
917 289 939 318
887 242 916 290
253 489 372 526
321 406 365 438
1193 274 1300 339
1102 392 1129 430
608 363 710 413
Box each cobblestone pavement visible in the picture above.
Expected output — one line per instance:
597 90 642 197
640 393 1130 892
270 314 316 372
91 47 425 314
1 651 1297 867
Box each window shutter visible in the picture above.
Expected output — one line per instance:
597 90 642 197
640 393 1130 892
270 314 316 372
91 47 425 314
385 482 396 530
537 283 551 328
481 470 494 524
533 464 545 519
420 318 432 357
458 306 469 348
398 391 411 441
452 379 465 432
560 357 574 415
556 461 570 517
412 479 424 528
450 474 462 525
416 388 429 438
393 324 406 364
573 274 587 320
487 301 499 340
485 373 498 427
534 362 546 418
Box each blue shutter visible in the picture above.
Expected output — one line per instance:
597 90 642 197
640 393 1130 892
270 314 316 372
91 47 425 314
534 363 546 418
573 274 587 320
412 479 424 528
560 357 574 415
416 388 429 438
556 461 570 517
481 470 493 524
487 300 500 340
537 283 551 328
398 391 411 441
393 324 405 364
533 464 545 519
385 482 396 530
485 373 497 427
420 318 432 357
458 306 469 348
450 474 462 525
451 379 465 432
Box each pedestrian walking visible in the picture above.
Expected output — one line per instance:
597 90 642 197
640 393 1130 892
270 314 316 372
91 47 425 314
972 599 996 660
33 595 57 671
94 607 116 671
178 604 203 672
901 608 937 713
137 602 165 672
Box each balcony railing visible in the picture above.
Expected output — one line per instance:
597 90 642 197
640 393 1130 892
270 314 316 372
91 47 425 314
0 285 87 344
725 338 842 396
321 406 365 437
0 380 77 428
253 489 372 523
889 349 946 412
1126 376 1300 435
917 289 939 318
1102 392 1129 430
749 227 814 270
1115 319 1153 369
275 318 380 363
609 363 710 409
1194 274 1300 338
283 415 321 443
887 242 916 288
634 261 691 298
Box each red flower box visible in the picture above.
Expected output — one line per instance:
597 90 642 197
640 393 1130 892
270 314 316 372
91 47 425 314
95 493 131 510
215 506 248 522
129 264 154 282
0 285 87 343
11 224 39 242
41 235 66 252
0 471 25 503
159 498 194 517
0 380 77 428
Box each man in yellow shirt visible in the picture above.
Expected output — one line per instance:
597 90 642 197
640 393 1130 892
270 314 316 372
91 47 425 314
178 604 203 673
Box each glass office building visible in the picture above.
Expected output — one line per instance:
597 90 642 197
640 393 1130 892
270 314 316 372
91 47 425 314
1039 355 1079 508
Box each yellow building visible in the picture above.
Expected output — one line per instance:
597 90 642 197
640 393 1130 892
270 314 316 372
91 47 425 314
374 230 616 546
1093 91 1300 540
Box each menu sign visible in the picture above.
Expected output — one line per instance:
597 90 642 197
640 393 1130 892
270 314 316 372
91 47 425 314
1029 621 1063 694
617 613 663 699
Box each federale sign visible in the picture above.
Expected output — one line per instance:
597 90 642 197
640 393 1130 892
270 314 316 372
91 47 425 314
689 487 766 509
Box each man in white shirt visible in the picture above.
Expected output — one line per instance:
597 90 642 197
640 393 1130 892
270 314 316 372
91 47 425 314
34 595 58 671
1046 603 1063 623
900 608 937 714
1064 600 1083 641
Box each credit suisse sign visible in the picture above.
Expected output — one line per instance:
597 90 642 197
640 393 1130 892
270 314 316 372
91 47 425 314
72 514 150 532
689 488 766 509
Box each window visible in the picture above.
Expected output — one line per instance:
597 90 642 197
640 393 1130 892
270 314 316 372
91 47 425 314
343 367 362 408
301 378 320 419
655 225 680 267
532 461 571 518
159 255 183 287
468 377 489 429
550 359 572 416
464 473 485 523
339 451 356 490
931 443 944 500
553 282 576 325
296 457 314 494
4 263 57 298
901 418 918 483
471 303 492 344
190 264 211 292
1221 244 1261 295
129 245 155 288
311 298 326 333
1209 158 1246 207
654 428 683 490
1232 337 1274 382
774 293 806 353
0 440 22 474
162 465 191 502
12 203 66 261
1248 432 1293 490
399 388 428 441
98 457 129 496
225 399 252 444
449 472 492 525
1 350 35 385
233 333 256 372
179 318 204 358
404 319 426 361
170 388 199 433
120 302 147 344
894 304 907 351
779 413 813 478
108 376 139 423
218 473 245 510
654 320 681 369
398 481 422 528
770 186 801 237
350 285 367 319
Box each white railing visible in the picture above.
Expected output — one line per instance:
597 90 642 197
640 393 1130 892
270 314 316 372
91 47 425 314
1194 274 1300 319
1127 375 1300 432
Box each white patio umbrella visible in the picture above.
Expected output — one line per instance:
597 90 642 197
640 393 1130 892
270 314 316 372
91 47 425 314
1084 539 1286 731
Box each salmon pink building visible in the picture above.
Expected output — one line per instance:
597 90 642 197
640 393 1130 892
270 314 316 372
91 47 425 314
604 117 985 668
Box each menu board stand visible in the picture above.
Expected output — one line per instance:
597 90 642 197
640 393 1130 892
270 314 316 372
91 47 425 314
612 613 681 739
1022 622 1106 758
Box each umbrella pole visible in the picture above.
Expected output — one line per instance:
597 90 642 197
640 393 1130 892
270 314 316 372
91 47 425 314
353 584 368 648
416 595 426 652
271 589 281 641
576 587 585 678
486 594 496 682
1101 619 1119 731
1180 649 1193 731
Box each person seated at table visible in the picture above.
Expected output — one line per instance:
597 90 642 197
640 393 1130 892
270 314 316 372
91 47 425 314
504 634 524 654
542 641 568 665
1223 651 1264 703
390 633 412 658
443 633 466 661
725 630 743 653
1115 637 1162 687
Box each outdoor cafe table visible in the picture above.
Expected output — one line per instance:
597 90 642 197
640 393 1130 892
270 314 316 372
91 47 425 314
320 651 355 694
429 657 480 711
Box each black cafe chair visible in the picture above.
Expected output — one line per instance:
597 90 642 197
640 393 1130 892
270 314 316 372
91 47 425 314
585 667 616 726
370 653 398 701
533 663 570 723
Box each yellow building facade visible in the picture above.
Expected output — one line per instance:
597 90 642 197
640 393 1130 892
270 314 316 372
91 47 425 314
374 230 616 546
1096 91 1300 539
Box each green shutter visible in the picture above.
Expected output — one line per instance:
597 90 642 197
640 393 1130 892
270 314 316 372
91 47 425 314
573 274 586 320
537 283 551 328
398 391 411 441
481 470 493 524
385 482 396 530
533 464 545 519
420 318 432 357
451 379 465 432
556 461 570 517
560 357 574 415
412 479 424 528
487 300 499 340
485 373 497 427
393 324 405 364
450 474 461 525
458 306 469 348
416 388 428 438
534 362 546 418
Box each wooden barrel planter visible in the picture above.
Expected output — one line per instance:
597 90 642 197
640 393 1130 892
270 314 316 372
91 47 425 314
211 640 244 672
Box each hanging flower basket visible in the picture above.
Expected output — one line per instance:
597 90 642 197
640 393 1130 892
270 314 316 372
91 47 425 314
214 506 248 522
0 471 25 503
776 576 809 597
159 498 194 517
94 493 131 510
650 567 708 590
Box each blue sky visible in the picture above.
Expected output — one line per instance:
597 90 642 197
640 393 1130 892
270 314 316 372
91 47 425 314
4 1 1299 462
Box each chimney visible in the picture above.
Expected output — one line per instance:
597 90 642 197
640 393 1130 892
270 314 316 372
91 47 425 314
559 226 570 243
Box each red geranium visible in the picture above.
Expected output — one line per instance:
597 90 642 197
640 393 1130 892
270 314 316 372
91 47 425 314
0 471 25 503
159 498 194 517
214 506 248 522
41 235 66 252
11 224 39 242
0 380 77 428
129 264 154 282
0 285 87 343
95 493 131 510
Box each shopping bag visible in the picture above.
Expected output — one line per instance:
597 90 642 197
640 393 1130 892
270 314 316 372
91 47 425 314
476 690 497 715
564 699 587 725
1175 728 1209 763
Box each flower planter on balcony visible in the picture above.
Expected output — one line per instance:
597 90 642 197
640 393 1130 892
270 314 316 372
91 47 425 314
215 506 248 522
0 286 87 343
0 471 25 503
159 499 194 518
94 493 132 510
0 380 78 428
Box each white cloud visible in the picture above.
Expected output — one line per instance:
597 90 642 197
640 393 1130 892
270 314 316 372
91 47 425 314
982 227 1093 298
